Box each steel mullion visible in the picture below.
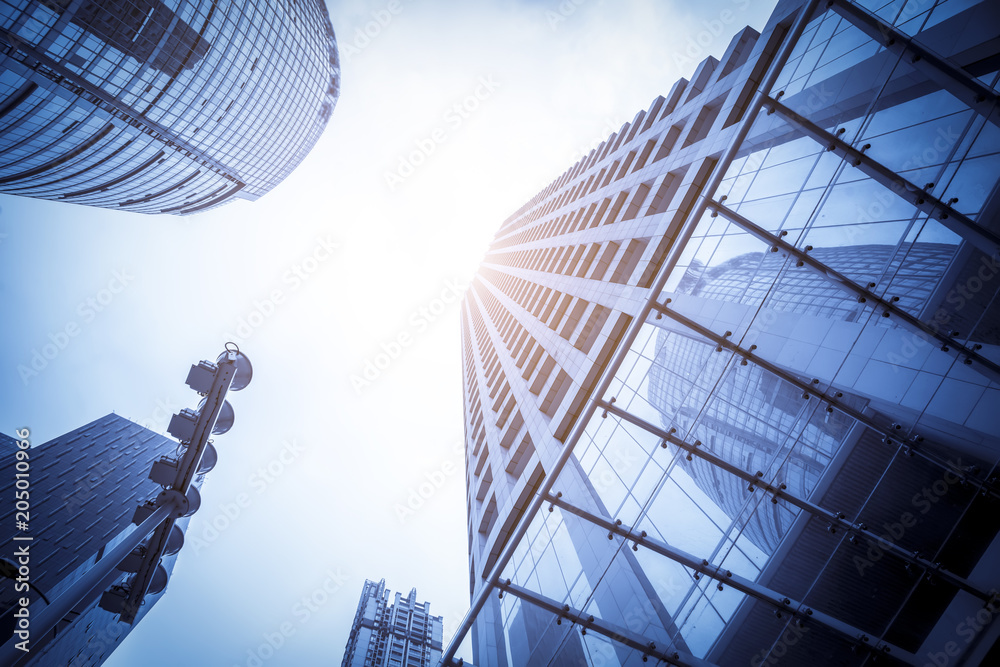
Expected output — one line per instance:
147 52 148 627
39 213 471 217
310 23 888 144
702 199 1000 384
649 298 913 430
545 493 920 664
495 581 712 667
827 0 1000 126
649 298 1000 501
599 399 991 602
0 30 240 181
761 95 1000 258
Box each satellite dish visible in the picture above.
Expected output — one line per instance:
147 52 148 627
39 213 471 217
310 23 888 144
198 398 235 435
148 564 169 595
197 442 218 473
164 524 185 556
218 346 253 391
182 486 201 517
117 548 143 573
212 400 235 434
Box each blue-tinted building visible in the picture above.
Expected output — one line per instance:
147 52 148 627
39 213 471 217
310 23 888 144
452 0 1000 665
341 579 444 667
0 0 339 214
651 242 960 556
0 415 194 665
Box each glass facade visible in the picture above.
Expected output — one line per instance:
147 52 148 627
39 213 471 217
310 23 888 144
0 0 339 215
454 1 1000 665
0 414 196 665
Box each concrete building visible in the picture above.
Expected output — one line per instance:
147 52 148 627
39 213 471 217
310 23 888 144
342 579 443 667
0 0 340 214
450 0 1000 665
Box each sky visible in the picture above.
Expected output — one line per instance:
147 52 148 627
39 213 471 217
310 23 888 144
0 0 778 664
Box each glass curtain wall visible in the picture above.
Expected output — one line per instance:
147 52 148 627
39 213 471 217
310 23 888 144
457 1 1000 665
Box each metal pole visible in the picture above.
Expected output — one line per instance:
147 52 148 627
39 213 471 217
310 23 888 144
120 356 235 624
701 198 1000 383
599 399 991 601
496 580 718 667
440 2 823 662
761 97 1000 259
545 494 920 665
827 0 1000 125
650 297 1000 489
0 502 175 666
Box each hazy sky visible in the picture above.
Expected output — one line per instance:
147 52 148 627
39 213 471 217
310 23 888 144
0 0 778 664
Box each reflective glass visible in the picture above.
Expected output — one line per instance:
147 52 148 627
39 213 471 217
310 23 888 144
0 0 340 214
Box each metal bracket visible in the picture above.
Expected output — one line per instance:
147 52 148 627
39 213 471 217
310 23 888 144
760 95 1000 259
545 492 917 663
702 199 1000 384
495 579 708 667
827 0 1000 125
598 397 992 602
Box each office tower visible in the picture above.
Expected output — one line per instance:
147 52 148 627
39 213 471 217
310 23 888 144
341 579 444 667
0 414 197 665
0 0 340 215
452 0 1000 665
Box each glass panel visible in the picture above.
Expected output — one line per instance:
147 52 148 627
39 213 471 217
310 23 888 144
504 505 591 611
631 547 698 618
674 582 736 658
637 470 730 557
500 594 589 667
580 548 685 654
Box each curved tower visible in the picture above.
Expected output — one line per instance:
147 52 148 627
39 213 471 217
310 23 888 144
0 0 340 215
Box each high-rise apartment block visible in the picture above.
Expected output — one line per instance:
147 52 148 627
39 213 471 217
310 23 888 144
342 579 444 667
0 415 195 665
453 0 1000 665
0 0 340 214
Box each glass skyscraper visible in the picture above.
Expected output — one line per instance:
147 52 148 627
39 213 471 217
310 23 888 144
342 579 444 667
451 0 1000 665
0 414 198 665
0 0 340 215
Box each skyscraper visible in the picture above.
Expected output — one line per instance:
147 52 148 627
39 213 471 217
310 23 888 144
450 0 1000 665
0 0 340 215
341 579 443 667
0 414 196 665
